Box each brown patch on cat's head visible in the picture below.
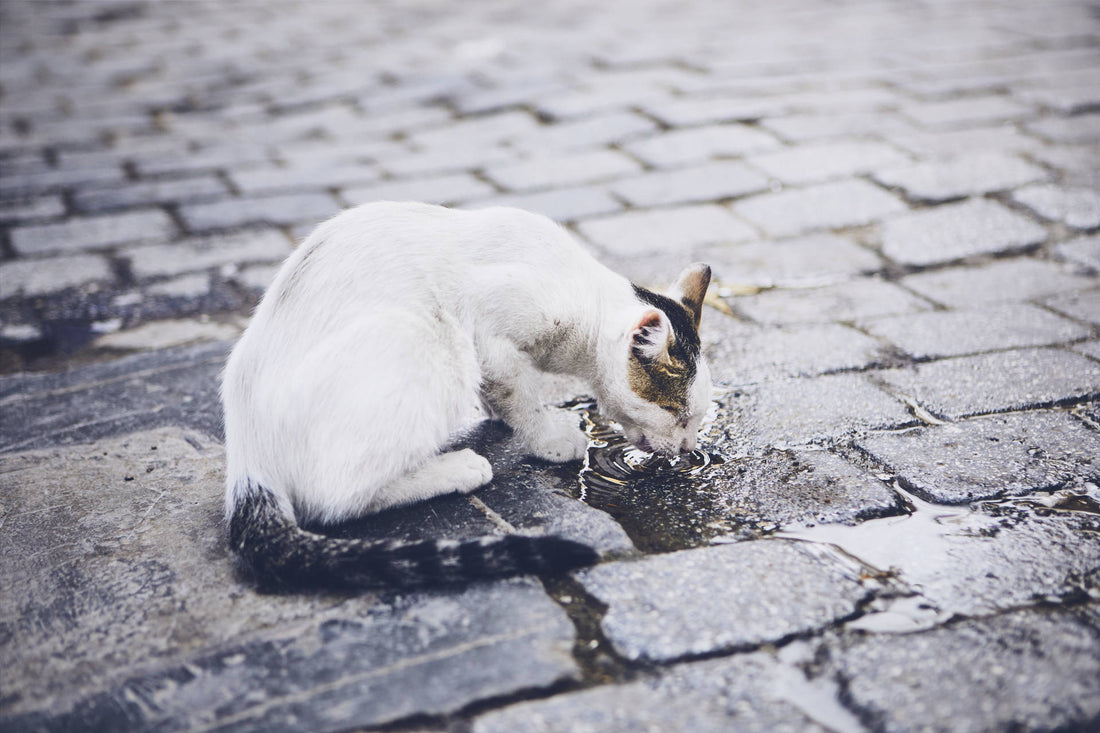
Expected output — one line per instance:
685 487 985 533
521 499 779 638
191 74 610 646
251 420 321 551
628 284 703 414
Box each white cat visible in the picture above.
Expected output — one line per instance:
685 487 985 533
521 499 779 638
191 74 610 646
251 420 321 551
222 201 712 588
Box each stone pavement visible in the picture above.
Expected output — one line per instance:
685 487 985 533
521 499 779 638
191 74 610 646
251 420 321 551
1 0 1099 730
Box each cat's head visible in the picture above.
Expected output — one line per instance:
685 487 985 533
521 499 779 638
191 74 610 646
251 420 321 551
603 263 713 457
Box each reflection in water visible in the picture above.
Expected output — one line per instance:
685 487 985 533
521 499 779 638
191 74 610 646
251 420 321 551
566 399 728 552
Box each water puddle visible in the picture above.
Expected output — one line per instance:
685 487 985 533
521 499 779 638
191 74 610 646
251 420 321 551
777 483 1100 632
566 399 729 552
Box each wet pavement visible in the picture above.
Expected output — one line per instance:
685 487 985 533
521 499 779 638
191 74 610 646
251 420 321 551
2 1 1099 731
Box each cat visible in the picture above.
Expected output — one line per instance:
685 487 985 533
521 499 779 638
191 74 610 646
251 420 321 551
222 201 712 589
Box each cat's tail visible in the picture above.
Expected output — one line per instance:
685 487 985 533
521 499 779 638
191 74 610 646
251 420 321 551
227 480 600 590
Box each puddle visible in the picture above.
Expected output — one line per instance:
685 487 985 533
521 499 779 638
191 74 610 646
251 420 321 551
567 400 729 552
777 483 1100 632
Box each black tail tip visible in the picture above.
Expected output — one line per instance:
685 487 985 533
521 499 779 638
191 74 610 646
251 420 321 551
527 536 600 573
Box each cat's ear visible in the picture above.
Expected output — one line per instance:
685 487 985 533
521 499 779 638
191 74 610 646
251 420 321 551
630 309 672 364
666 263 711 330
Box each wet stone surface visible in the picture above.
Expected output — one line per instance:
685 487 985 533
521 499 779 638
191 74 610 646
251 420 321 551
575 540 873 663
0 428 581 731
828 607 1100 732
3 0 1100 730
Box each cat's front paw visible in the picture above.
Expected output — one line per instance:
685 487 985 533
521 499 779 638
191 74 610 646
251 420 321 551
449 449 494 493
526 413 588 463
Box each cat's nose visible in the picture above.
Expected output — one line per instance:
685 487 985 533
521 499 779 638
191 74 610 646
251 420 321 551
680 436 696 454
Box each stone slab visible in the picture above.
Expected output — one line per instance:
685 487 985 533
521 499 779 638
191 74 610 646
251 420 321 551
878 348 1100 419
10 209 177 255
1044 288 1100 326
474 651 828 733
732 180 906 238
831 608 1100 732
873 151 1047 203
880 198 1047 266
858 410 1100 503
609 161 769 207
577 205 755 257
1012 183 1100 229
723 374 915 448
859 303 1090 359
1054 235 1100 270
747 140 910 186
700 234 884 289
622 123 782 167
0 254 114 298
575 540 870 663
703 317 889 385
729 278 931 325
0 427 579 731
901 257 1098 308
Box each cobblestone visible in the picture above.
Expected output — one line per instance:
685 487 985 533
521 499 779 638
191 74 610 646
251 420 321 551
702 233 884 288
609 160 769 207
1011 183 1100 230
0 254 114 298
858 410 1100 503
3 1 1100 730
10 209 176 255
873 151 1048 203
747 140 910 186
484 149 640 192
880 198 1048 266
859 303 1090 359
901 257 1097 307
730 278 932 325
732 180 906 238
622 123 782 167
577 204 754 257
576 540 869 663
178 191 340 232
879 348 1100 419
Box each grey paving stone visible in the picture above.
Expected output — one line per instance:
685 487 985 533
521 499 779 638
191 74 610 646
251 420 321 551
10 209 177 255
341 173 496 207
880 198 1047 266
577 205 755 257
124 228 293 279
1029 143 1100 188
704 317 889 384
831 608 1100 732
705 447 901 531
0 193 65 222
609 161 769 207
900 95 1036 128
873 151 1048 203
759 111 916 143
0 340 230 451
730 278 932 325
1020 82 1100 114
723 373 914 448
474 652 828 733
901 258 1098 308
1073 341 1100 362
0 163 127 196
575 540 869 662
858 410 1100 503
746 140 910 186
179 192 340 232
72 175 229 213
701 234 884 288
859 303 1090 359
518 110 658 152
622 123 782 167
409 110 541 150
145 273 212 298
1026 111 1100 144
1053 235 1100 270
484 150 641 192
468 186 623 222
382 145 517 178
644 95 794 127
1045 288 1100 325
229 162 382 195
0 427 579 730
732 180 907 238
879 348 1100 419
0 254 114 299
1011 183 1100 229
884 125 1043 158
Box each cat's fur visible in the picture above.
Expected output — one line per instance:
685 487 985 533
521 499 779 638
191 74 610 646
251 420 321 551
222 202 712 589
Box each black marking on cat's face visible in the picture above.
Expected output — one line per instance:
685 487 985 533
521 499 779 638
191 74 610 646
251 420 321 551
629 284 701 412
